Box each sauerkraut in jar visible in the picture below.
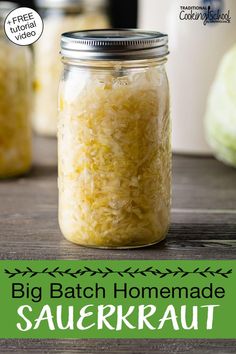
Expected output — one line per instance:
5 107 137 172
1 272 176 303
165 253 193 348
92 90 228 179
58 29 171 248
33 0 109 136
0 2 32 178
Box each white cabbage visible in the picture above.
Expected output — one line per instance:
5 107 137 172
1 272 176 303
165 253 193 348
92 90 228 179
205 44 236 166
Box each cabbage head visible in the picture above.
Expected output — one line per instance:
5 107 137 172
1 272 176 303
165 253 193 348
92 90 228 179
205 44 236 167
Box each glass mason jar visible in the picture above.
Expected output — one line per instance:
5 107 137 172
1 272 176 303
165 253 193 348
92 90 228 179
0 2 32 178
33 0 109 137
58 29 171 248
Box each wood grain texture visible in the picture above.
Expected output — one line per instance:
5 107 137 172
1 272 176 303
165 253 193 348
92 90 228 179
0 339 236 354
0 136 236 353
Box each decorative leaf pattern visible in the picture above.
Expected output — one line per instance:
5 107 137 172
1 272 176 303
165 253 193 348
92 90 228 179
4 267 232 279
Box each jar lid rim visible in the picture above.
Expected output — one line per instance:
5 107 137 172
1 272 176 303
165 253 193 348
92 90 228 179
61 29 169 60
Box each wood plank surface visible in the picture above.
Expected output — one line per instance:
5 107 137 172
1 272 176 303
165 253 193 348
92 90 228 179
0 136 236 353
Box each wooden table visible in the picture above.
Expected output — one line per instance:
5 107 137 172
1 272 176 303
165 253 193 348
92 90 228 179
0 136 236 353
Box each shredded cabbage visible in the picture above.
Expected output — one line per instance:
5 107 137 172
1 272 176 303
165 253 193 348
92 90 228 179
0 38 32 178
33 13 109 136
58 65 171 247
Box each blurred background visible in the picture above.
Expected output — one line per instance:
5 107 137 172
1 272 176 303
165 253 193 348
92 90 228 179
12 0 138 28
1 0 236 168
